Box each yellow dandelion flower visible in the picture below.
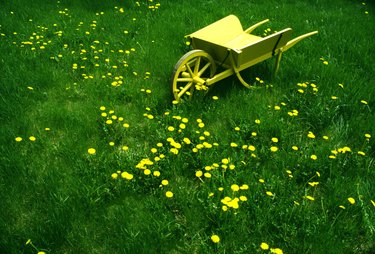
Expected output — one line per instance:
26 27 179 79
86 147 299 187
111 173 118 179
240 184 249 190
161 179 169 186
307 131 316 139
365 133 371 139
360 100 368 105
323 135 329 140
270 146 278 152
240 196 247 201
234 126 240 131
255 119 261 124
212 96 219 100
144 169 151 175
260 242 269 250
211 234 220 243
222 205 228 211
305 195 315 201
310 154 318 160
109 141 115 146
204 172 212 178
150 148 157 153
198 122 205 128
230 142 238 147
153 171 160 177
252 132 257 136
106 119 113 124
165 191 173 198
270 248 283 254
183 137 191 144
195 171 203 177
274 105 281 110
292 146 299 151
231 184 240 192
271 137 279 143
348 197 355 205
221 158 230 165
266 191 274 196
371 200 375 207
259 179 265 183
339 205 346 209
248 145 256 151
88 148 96 154
357 151 366 156
122 146 129 151
15 137 23 142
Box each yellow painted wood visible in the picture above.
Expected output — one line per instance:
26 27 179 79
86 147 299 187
176 15 318 95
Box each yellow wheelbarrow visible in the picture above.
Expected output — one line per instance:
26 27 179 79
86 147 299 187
171 15 318 101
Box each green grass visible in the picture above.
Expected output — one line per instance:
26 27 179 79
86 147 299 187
1 0 374 253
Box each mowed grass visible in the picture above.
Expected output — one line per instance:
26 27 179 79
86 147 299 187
1 0 374 253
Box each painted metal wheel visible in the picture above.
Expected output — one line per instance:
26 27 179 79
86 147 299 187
171 50 216 101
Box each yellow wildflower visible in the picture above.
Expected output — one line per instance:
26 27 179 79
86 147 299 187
165 191 173 198
211 234 220 243
348 197 355 205
260 242 269 250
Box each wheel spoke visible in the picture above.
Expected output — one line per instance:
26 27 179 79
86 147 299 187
197 62 211 76
185 63 194 77
194 57 201 75
177 77 193 82
177 82 193 98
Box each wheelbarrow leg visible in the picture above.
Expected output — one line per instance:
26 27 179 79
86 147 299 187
274 51 283 76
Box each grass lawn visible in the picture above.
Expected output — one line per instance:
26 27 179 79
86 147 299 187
1 0 374 253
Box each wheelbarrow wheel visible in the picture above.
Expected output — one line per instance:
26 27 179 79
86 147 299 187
171 50 216 101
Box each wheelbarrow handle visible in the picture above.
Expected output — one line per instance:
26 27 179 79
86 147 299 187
244 19 270 34
282 31 318 52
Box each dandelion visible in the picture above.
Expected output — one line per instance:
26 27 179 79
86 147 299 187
121 172 133 180
165 191 173 198
271 137 279 143
259 179 265 183
307 131 316 139
255 119 261 124
270 248 283 254
231 184 240 192
239 196 248 201
360 100 368 105
87 148 96 155
348 197 355 205
230 142 238 147
211 234 220 243
161 179 169 186
331 96 338 100
234 126 240 131
274 105 281 110
251 132 257 136
365 133 371 139
195 171 203 178
305 195 315 201
144 169 151 175
310 154 318 160
212 96 219 100
222 205 228 211
221 158 229 164
183 137 191 144
153 171 160 177
323 135 329 140
357 151 366 156
204 172 212 178
270 146 278 152
15 137 22 142
266 191 274 196
109 142 115 146
260 242 269 250
248 145 256 151
122 146 129 151
111 173 118 179
240 184 249 190
292 146 299 151
339 205 346 209
371 200 375 207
